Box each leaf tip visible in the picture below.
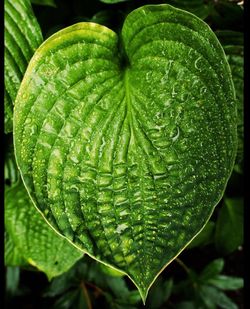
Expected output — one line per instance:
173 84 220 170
139 289 148 305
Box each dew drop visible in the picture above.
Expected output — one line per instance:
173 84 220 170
26 117 32 125
172 126 180 142
116 224 128 234
194 57 202 71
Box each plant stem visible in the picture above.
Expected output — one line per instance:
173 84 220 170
175 258 191 275
80 281 92 309
85 281 105 297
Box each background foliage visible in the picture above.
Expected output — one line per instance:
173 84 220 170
5 0 243 308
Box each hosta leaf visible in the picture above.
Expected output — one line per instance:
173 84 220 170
14 4 237 301
5 181 83 280
4 0 43 133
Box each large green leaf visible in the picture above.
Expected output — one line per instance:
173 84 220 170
5 181 83 279
4 0 43 133
13 4 237 301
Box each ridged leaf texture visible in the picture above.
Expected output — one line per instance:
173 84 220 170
14 5 237 301
5 180 83 279
4 0 43 133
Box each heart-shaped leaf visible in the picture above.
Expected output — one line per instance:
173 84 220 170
4 0 43 133
13 4 237 301
5 180 83 280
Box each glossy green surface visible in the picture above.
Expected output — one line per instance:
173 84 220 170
14 5 237 300
4 0 43 133
5 181 83 279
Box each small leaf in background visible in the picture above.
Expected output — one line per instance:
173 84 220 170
187 221 215 249
5 180 83 279
207 275 243 291
6 267 20 296
4 0 43 133
215 198 243 255
199 285 238 309
90 9 125 31
31 0 56 7
44 257 141 308
146 277 173 308
91 10 114 25
173 258 243 309
199 259 224 281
